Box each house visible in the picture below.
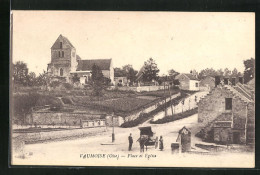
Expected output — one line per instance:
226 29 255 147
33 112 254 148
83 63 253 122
175 73 200 91
114 76 128 86
199 76 215 91
74 59 114 85
47 34 114 85
135 65 158 86
197 77 255 145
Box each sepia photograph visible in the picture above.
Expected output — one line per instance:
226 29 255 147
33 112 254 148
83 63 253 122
10 11 255 167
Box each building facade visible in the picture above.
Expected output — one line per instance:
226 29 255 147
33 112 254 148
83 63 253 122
175 73 200 91
47 34 114 84
197 79 255 145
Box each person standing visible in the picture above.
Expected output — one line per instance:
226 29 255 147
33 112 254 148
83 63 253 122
128 133 133 151
159 136 164 151
155 136 159 149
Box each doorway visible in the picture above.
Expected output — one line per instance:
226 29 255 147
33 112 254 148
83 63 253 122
233 132 240 144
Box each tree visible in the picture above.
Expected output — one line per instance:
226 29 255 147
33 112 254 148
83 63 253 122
243 58 255 83
36 70 50 90
142 58 160 82
231 68 240 77
91 64 105 96
168 69 179 78
198 68 217 79
114 67 126 77
114 65 138 85
27 72 36 86
122 64 133 73
216 69 224 77
13 93 40 124
72 73 80 83
13 61 29 86
224 68 231 77
127 68 137 85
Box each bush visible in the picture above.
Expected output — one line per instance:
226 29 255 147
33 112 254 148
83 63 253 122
62 83 73 90
49 81 60 88
121 113 151 128
13 93 41 123
61 97 72 104
150 107 198 124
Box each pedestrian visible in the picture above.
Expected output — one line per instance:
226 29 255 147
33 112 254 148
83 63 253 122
155 136 158 149
128 133 133 151
159 136 164 151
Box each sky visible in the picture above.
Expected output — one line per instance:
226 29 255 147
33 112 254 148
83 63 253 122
12 11 255 75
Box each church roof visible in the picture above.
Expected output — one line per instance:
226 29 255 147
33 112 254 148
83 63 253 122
77 59 112 71
51 34 75 49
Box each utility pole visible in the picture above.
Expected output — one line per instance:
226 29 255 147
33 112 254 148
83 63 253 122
112 112 115 142
168 83 174 118
164 76 167 117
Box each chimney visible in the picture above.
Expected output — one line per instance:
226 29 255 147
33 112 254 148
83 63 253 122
231 77 236 86
224 78 229 85
215 76 220 87
239 76 244 84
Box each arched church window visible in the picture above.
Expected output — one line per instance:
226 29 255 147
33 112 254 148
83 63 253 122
60 42 62 49
62 51 64 57
60 68 63 76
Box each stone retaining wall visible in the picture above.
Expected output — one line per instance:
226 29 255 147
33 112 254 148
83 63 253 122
124 92 181 121
13 127 107 144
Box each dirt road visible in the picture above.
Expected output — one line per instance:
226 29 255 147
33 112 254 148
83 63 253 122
12 114 254 168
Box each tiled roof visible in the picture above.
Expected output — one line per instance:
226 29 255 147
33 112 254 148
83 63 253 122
51 34 75 49
77 59 112 71
184 74 199 80
233 84 254 101
176 73 199 80
224 85 252 103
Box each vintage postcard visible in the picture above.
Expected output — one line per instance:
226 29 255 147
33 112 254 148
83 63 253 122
10 11 255 167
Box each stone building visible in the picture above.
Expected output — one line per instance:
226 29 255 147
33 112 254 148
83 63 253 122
197 78 255 145
47 34 114 84
114 76 128 86
175 73 200 91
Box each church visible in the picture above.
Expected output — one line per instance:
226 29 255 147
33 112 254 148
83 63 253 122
47 34 114 84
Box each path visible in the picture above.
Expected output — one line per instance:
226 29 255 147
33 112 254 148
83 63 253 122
152 91 208 121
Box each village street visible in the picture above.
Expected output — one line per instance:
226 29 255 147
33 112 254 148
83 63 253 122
152 91 208 121
13 113 254 168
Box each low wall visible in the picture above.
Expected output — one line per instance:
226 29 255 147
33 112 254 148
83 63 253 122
105 116 125 126
13 127 107 144
27 111 105 126
124 92 181 122
109 85 169 92
81 119 106 128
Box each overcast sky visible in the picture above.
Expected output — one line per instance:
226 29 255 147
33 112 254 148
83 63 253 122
12 11 255 75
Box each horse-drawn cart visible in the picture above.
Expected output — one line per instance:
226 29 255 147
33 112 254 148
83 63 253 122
137 126 158 152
